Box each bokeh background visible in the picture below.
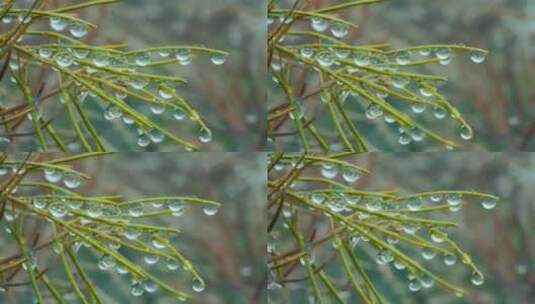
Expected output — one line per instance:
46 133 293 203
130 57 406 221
271 153 534 303
0 153 267 304
269 0 534 151
1 0 265 151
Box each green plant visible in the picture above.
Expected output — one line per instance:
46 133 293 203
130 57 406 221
267 0 488 151
0 0 228 151
0 152 221 303
268 153 499 303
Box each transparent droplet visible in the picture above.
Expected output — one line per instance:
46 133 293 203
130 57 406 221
320 163 338 179
38 48 53 59
316 51 335 67
310 17 328 32
470 51 486 64
410 127 426 142
63 174 81 189
54 51 74 68
421 248 437 260
192 278 205 293
421 275 435 288
411 103 426 114
210 54 227 65
173 109 186 120
330 22 348 38
137 133 151 147
398 130 412 146
481 199 496 210
310 193 325 205
459 125 473 140
471 271 484 286
408 279 422 292
407 198 423 211
44 169 63 183
130 282 144 297
444 254 457 266
198 128 213 143
433 106 447 119
300 47 314 59
435 47 451 60
49 202 67 218
135 52 150 66
166 258 180 271
148 129 165 143
365 104 383 120
150 103 166 115
395 51 411 65
342 166 360 183
144 254 160 265
175 49 192 61
128 204 143 217
203 205 219 216
49 17 67 31
143 279 158 293
69 21 87 38
33 199 47 209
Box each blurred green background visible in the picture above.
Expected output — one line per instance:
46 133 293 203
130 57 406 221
0 153 267 303
1 0 265 151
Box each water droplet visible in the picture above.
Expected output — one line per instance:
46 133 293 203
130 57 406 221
365 104 383 120
300 47 314 59
54 51 74 68
410 127 426 142
144 254 160 265
98 254 116 271
129 77 149 90
198 128 213 143
38 48 53 59
419 49 431 56
44 169 63 183
173 109 186 120
33 199 47 209
316 51 335 67
63 174 81 189
435 47 451 60
203 205 219 216
175 49 192 61
433 106 447 119
2 15 13 24
192 278 205 292
310 193 325 205
130 282 144 297
353 52 370 66
137 133 151 147
392 76 409 89
210 54 227 65
398 130 412 146
418 85 434 97
395 51 411 65
342 167 361 184
459 125 473 140
166 258 180 270
411 103 426 114
49 202 67 218
330 22 348 38
168 200 184 216
470 51 486 63
310 17 328 32
135 52 150 66
471 271 484 286
320 163 338 179
49 17 67 31
393 260 406 270
408 279 422 292
148 129 165 143
69 21 87 38
128 204 143 217
143 279 158 293
421 275 434 288
421 248 437 260
481 199 496 210
444 254 457 266
150 103 166 115
407 198 423 211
